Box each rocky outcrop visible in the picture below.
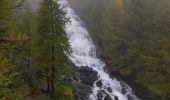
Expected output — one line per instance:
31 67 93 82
73 66 98 100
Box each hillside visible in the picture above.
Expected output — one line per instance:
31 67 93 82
68 0 170 99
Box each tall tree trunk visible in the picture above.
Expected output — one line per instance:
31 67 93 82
26 4 31 68
50 0 55 97
51 45 55 97
46 68 51 92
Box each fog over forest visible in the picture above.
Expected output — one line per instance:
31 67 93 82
0 0 170 100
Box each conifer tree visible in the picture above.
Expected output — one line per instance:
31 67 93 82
34 0 69 97
0 0 30 100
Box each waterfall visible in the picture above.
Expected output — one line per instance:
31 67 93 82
58 0 139 100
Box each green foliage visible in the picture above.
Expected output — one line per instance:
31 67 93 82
0 0 73 99
55 82 74 100
0 72 25 100
54 66 74 100
68 0 170 99
32 0 73 99
0 0 31 99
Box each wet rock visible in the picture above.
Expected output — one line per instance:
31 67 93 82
97 90 106 100
104 95 112 100
114 96 119 100
107 87 112 93
121 83 128 95
73 66 98 100
122 88 127 95
97 92 103 100
74 82 91 100
96 80 103 88
78 66 98 86
127 94 134 100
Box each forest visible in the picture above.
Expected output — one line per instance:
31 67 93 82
68 0 170 100
1 0 170 100
0 0 73 100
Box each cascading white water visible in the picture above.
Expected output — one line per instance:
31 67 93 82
58 0 140 100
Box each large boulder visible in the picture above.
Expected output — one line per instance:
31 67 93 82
78 66 98 86
96 80 103 88
104 95 112 100
73 66 98 100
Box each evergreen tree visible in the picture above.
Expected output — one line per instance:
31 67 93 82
34 0 69 97
0 0 30 100
68 0 170 99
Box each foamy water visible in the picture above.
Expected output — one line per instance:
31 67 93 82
58 0 139 100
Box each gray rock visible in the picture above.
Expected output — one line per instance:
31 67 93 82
127 94 134 100
107 87 112 93
104 95 112 100
114 96 119 100
78 66 98 86
96 80 103 88
97 90 107 100
73 66 98 100
97 92 103 100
